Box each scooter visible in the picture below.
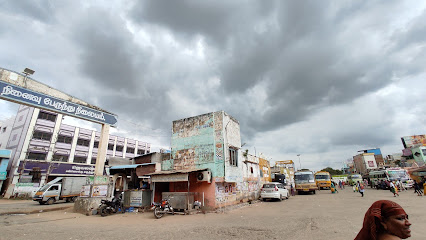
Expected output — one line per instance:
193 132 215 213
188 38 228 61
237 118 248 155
98 194 124 217
152 198 174 219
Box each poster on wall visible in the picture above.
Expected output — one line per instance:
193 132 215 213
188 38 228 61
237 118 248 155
91 185 108 197
80 185 91 197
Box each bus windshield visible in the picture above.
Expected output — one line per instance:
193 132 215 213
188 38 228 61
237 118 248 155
315 175 330 180
295 173 314 183
387 170 408 180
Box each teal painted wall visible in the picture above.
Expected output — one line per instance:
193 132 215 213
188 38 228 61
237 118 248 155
170 112 225 177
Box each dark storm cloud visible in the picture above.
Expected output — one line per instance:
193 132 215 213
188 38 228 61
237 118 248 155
71 8 150 94
129 0 275 46
126 1 414 137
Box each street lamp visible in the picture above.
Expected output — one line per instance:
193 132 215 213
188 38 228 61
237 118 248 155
297 154 301 170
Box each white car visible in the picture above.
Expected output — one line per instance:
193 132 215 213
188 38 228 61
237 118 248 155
260 182 289 201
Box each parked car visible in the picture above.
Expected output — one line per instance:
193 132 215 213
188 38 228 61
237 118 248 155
260 182 289 201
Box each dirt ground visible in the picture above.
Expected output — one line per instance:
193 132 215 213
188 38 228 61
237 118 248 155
0 187 424 240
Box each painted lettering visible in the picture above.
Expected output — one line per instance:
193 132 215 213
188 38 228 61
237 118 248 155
1 85 42 104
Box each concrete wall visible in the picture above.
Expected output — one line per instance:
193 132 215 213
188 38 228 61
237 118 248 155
170 111 255 209
170 112 219 175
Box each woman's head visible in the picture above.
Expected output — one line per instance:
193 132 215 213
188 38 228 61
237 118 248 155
355 200 411 240
380 213 411 239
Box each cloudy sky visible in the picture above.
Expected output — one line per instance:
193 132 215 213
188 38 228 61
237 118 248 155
1 1 425 171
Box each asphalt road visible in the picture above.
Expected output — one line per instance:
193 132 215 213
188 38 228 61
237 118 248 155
0 187 424 240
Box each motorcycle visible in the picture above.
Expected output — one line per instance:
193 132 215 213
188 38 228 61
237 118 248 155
152 198 174 219
98 194 124 217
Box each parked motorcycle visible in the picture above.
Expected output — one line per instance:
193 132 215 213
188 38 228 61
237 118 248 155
98 195 124 217
152 198 174 218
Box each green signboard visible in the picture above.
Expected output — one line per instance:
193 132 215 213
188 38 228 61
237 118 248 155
0 172 6 180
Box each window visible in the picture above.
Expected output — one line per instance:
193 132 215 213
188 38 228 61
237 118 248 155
126 147 135 154
12 134 17 141
52 154 69 162
229 147 238 167
57 135 73 144
38 111 57 122
93 141 99 148
108 144 114 150
91 158 97 164
137 149 145 155
77 138 90 147
32 131 52 141
73 156 87 163
2 127 7 133
116 145 123 152
28 152 47 160
29 167 41 183
422 149 426 156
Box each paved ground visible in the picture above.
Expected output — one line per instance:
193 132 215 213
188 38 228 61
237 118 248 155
0 199 74 215
0 187 424 240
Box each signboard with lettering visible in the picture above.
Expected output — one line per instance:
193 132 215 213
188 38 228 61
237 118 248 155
0 81 117 126
80 185 91 197
18 161 95 176
91 185 108 197
0 158 9 180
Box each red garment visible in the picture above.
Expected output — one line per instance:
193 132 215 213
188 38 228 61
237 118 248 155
354 200 407 240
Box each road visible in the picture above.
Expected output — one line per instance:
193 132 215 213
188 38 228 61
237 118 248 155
0 187 424 240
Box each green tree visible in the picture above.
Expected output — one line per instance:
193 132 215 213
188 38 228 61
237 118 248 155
320 167 343 175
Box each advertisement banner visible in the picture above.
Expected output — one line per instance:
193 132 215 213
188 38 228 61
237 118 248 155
401 135 426 148
18 161 95 176
80 185 91 197
91 185 108 197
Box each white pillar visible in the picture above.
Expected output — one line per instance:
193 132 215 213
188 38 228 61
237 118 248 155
69 127 79 163
95 124 110 176
87 130 96 164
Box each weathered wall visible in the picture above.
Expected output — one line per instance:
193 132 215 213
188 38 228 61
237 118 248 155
169 111 253 209
258 158 271 183
170 112 224 177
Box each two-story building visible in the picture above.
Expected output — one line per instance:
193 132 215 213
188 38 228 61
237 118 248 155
149 111 263 210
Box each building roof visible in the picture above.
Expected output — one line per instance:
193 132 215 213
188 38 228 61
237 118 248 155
109 163 155 170
147 168 208 176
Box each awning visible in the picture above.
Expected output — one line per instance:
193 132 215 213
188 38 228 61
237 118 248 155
109 163 155 170
149 168 208 183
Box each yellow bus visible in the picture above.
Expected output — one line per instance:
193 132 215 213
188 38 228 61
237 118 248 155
294 170 318 194
314 171 331 189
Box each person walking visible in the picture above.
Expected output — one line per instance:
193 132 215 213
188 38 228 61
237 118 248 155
290 182 295 196
354 200 411 240
359 182 365 197
413 180 423 196
390 181 399 197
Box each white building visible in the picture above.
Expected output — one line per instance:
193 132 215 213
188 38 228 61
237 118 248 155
1 105 151 195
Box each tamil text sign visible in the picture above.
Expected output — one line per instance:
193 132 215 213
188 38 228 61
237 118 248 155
0 81 117 126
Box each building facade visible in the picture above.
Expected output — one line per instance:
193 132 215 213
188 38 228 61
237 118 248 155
152 111 261 210
353 153 377 175
1 105 151 196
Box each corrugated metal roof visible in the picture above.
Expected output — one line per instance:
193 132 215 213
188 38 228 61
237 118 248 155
147 168 208 175
109 163 155 169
